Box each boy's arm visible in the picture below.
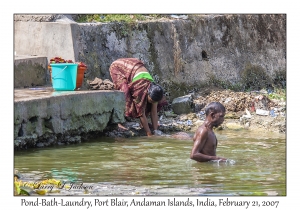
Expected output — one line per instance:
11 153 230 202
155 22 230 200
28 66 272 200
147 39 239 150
190 128 226 162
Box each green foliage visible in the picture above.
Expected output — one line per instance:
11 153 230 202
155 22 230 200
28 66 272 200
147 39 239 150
76 14 168 24
14 177 65 196
265 88 286 100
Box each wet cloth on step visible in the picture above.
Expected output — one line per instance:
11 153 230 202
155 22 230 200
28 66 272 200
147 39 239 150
87 77 115 90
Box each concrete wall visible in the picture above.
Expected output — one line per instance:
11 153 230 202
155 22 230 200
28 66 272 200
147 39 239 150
14 14 286 100
14 22 76 61
14 89 125 149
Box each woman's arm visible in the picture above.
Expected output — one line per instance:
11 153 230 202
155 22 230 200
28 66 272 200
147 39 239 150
150 102 158 130
140 111 152 136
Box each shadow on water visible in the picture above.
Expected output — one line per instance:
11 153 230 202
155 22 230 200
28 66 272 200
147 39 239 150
14 129 286 196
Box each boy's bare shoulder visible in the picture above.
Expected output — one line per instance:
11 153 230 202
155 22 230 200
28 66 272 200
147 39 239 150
193 124 209 140
197 124 209 133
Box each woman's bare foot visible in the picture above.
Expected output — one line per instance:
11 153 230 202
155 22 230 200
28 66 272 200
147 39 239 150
118 123 128 131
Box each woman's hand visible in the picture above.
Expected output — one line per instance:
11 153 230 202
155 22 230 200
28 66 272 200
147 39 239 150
140 112 153 137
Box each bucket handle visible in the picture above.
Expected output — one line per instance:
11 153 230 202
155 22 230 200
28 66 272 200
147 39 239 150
51 66 68 80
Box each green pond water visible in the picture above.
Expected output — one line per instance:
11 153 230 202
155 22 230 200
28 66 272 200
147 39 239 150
14 129 286 196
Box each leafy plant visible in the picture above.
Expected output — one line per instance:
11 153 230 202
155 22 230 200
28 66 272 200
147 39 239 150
14 175 66 196
76 14 169 23
265 88 286 101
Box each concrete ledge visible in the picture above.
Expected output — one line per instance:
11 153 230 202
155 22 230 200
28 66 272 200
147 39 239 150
14 55 49 88
14 88 125 149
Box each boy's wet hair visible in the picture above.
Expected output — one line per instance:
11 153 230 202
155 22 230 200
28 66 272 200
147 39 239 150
205 102 226 116
148 83 164 102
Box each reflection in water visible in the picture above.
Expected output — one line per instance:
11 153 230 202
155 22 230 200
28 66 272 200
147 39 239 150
14 129 286 196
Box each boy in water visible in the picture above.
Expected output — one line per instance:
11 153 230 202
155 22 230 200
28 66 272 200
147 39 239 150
190 102 227 162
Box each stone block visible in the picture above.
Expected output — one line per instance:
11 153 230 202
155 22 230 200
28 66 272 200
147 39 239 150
171 95 193 115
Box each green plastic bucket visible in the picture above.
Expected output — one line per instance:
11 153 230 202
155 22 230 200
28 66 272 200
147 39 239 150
50 63 78 91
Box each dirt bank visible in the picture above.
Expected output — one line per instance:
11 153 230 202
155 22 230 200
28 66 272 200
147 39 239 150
105 88 286 138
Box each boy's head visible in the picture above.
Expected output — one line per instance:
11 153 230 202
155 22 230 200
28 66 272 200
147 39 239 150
205 102 226 115
205 102 226 126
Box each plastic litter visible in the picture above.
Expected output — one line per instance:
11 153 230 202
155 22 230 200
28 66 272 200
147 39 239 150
256 109 269 116
240 108 252 120
186 120 192 126
197 111 206 120
270 110 276 117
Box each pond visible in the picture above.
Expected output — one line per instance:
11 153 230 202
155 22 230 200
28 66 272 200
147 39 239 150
14 129 286 196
